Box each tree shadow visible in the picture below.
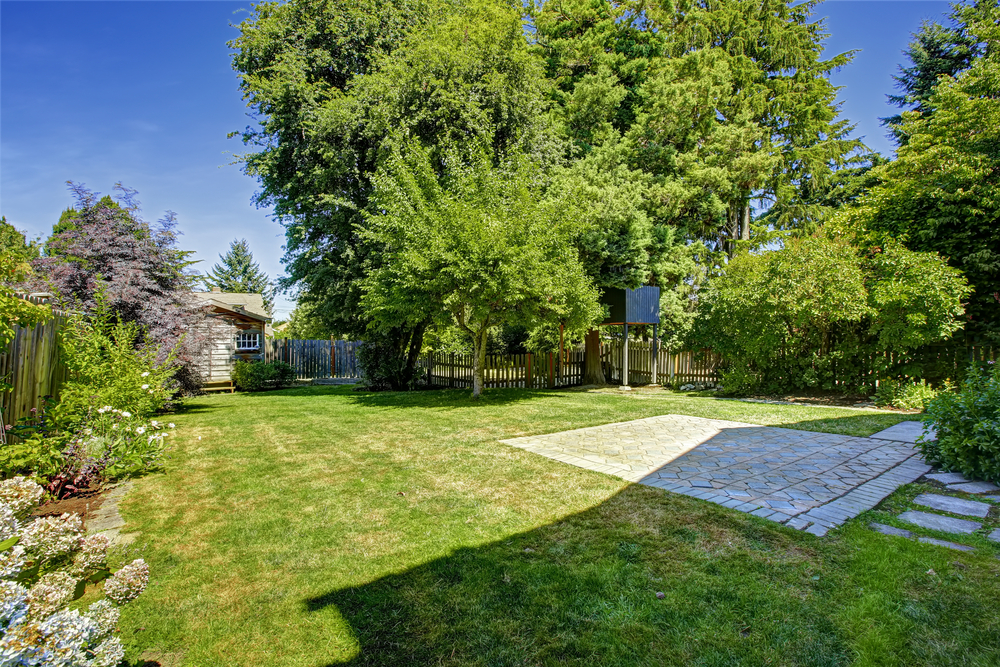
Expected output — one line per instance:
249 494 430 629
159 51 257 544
302 486 855 667
341 386 566 411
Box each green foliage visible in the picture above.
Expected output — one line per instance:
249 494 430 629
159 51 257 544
697 234 971 394
873 379 940 410
882 7 980 143
231 360 296 392
357 339 423 391
0 251 50 363
57 291 179 425
919 362 1000 483
361 143 601 397
201 239 274 314
0 217 40 264
276 298 331 340
835 1 1000 341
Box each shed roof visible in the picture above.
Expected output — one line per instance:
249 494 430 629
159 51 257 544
192 290 270 321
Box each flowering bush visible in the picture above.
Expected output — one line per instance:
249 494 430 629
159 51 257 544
919 362 1000 483
0 477 148 665
56 293 179 426
2 404 175 498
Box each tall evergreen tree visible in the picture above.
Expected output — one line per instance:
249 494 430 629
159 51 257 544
202 239 274 314
881 7 981 145
835 0 1000 342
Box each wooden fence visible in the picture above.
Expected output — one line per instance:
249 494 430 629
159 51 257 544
420 343 720 389
1 295 66 433
264 338 362 379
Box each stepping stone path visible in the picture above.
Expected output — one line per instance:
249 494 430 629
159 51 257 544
872 472 1000 554
897 510 981 534
912 493 991 518
501 417 933 536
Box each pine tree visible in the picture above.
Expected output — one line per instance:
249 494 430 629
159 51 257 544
202 239 274 314
881 10 980 145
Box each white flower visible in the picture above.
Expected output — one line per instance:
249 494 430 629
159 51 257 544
0 545 27 579
103 559 148 605
90 635 126 667
0 580 27 628
84 599 119 641
18 513 84 562
83 428 92 435
120 411 131 418
0 477 44 519
135 427 146 435
111 424 118 430
71 534 110 576
141 384 149 390
150 420 159 427
26 571 76 619
168 423 175 429
103 405 113 411
97 407 108 414
0 503 19 541
149 390 155 394
141 371 149 377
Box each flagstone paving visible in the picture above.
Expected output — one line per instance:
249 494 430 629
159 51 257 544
501 415 931 536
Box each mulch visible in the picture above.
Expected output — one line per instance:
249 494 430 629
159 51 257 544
30 487 110 523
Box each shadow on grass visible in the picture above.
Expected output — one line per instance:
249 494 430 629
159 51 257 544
342 386 563 411
303 486 852 667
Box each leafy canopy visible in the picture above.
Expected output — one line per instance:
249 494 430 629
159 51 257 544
360 142 601 397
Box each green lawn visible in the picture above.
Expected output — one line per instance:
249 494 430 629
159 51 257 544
115 387 1000 666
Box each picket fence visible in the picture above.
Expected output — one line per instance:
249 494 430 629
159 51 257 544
264 338 361 379
420 342 720 389
1 294 66 435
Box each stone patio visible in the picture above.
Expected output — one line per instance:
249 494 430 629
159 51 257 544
501 415 931 536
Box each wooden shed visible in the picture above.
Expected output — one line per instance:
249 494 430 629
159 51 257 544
191 289 272 384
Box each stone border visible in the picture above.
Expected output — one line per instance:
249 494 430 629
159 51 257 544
85 481 139 546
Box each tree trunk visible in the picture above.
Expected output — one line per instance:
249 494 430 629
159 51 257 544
471 328 487 399
741 205 751 241
583 328 605 385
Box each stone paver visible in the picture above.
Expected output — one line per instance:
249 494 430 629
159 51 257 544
869 421 932 443
985 495 1000 503
917 537 976 552
913 493 991 518
86 481 137 546
926 472 970 484
501 414 930 535
897 510 981 534
946 481 1000 494
988 528 1000 544
870 522 914 538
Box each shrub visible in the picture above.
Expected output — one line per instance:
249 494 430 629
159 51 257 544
1 403 174 497
696 235 970 395
231 360 296 392
918 362 1000 483
57 290 179 426
0 476 148 664
873 379 940 410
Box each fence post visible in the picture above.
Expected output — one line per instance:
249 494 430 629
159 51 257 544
526 353 533 389
623 324 629 386
548 353 555 389
652 324 658 385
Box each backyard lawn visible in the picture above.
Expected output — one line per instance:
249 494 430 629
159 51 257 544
116 387 1000 666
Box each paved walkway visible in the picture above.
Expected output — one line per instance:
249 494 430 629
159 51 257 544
501 415 931 536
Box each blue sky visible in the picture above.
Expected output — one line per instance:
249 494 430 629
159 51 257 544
1 0 954 319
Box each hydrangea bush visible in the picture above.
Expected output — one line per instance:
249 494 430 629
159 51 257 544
0 477 148 665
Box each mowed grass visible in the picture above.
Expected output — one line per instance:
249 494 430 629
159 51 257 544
116 387 1000 667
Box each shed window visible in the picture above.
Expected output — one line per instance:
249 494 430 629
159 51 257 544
235 332 260 351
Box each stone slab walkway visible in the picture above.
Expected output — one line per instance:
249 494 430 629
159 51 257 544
501 415 930 536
